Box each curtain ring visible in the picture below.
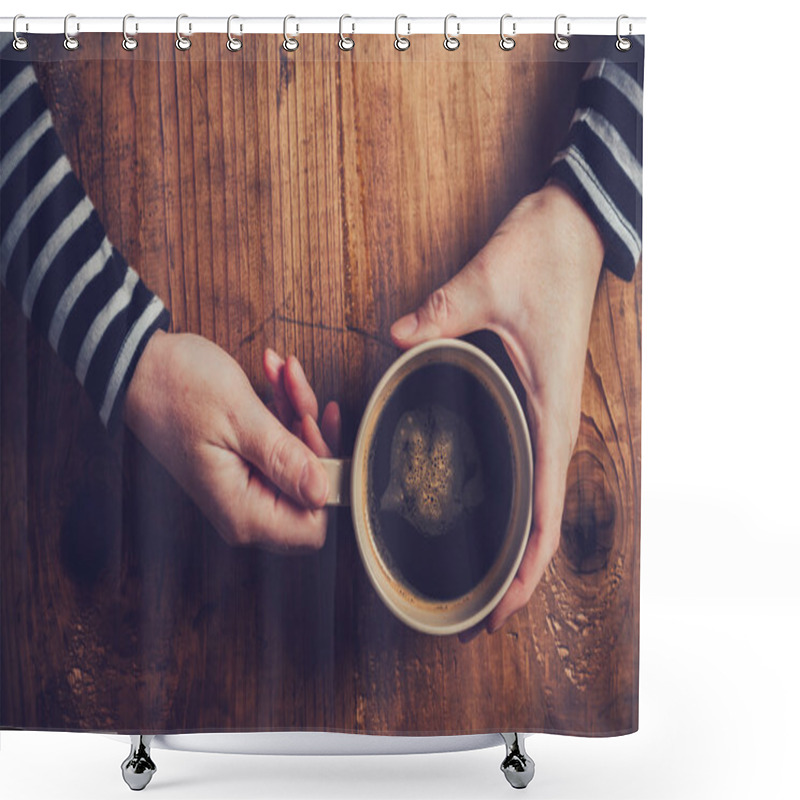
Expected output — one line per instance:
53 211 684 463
339 14 354 51
283 15 299 51
176 14 191 51
616 14 632 51
553 14 570 51
12 14 29 51
394 14 410 51
499 14 515 51
63 13 80 51
122 14 138 51
443 13 460 51
227 15 243 51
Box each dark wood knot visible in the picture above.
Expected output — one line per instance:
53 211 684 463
560 451 617 574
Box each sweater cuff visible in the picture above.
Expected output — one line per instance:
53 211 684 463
100 286 170 435
544 53 644 282
547 156 639 281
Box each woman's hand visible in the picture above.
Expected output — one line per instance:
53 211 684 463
123 331 340 553
390 183 604 637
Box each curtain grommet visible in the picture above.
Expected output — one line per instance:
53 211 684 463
443 14 460 51
616 15 632 51
63 13 80 51
227 15 243 52
12 14 29 51
499 14 516 51
338 14 355 51
122 14 138 51
553 14 570 51
394 15 410 51
176 14 192 51
283 15 299 52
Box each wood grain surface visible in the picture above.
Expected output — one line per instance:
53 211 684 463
1 33 641 735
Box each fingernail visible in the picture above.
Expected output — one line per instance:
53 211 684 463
300 460 328 507
302 413 322 444
287 355 305 382
306 412 322 434
265 349 282 370
391 314 418 341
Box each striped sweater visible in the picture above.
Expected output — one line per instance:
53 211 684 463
0 32 170 432
1 33 642 433
547 38 644 281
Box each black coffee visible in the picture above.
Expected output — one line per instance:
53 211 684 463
367 362 513 601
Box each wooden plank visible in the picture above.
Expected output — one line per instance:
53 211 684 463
1 33 639 735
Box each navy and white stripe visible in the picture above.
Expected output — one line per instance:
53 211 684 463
0 34 170 431
547 38 644 281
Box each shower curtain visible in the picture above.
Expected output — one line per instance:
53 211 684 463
1 27 643 738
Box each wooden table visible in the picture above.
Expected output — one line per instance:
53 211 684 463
1 34 641 735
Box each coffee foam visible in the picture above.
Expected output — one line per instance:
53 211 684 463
379 403 484 538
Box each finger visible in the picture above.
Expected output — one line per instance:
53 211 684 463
234 471 329 553
299 413 333 459
485 423 568 634
262 349 294 428
320 401 342 456
234 394 329 509
457 620 487 644
390 255 492 348
283 355 319 421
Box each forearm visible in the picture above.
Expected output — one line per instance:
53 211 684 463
1 36 170 431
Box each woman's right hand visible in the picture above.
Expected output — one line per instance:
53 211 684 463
123 330 340 553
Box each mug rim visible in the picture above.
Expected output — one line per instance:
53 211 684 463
350 338 533 636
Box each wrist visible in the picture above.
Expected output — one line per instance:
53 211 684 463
123 328 169 431
539 180 605 284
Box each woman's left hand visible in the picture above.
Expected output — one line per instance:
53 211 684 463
390 183 605 639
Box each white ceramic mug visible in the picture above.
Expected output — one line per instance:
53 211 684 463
321 338 533 636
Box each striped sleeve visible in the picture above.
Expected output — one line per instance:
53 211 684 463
0 34 170 432
546 37 644 281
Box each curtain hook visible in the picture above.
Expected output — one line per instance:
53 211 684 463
616 14 632 51
176 13 192 51
63 13 80 51
553 14 570 51
227 14 243 51
12 14 29 51
443 13 460 51
499 13 516 51
122 14 138 51
283 15 299 51
394 14 410 51
339 14 354 51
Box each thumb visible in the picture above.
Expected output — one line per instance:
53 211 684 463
390 256 492 348
486 418 568 633
235 393 329 509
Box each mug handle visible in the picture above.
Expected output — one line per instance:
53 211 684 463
320 458 352 506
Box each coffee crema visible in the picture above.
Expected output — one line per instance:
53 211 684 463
379 403 485 538
367 362 513 602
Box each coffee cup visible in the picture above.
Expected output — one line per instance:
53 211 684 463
321 338 533 636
